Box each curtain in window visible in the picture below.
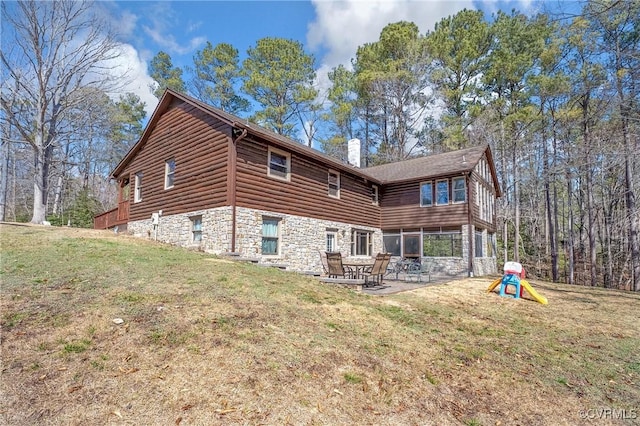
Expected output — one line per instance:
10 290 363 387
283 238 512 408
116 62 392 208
262 219 279 255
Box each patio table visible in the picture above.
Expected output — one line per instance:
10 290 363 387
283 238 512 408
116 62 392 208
343 260 375 279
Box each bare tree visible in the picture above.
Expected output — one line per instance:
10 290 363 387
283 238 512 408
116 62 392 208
1 0 124 223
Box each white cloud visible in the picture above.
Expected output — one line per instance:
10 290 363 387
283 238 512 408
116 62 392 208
308 0 474 72
107 43 159 117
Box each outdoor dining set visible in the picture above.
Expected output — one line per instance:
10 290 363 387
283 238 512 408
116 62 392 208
320 251 432 287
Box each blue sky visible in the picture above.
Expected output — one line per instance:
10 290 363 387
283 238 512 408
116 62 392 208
103 0 579 115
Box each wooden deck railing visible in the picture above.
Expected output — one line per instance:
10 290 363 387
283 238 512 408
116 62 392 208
94 201 129 229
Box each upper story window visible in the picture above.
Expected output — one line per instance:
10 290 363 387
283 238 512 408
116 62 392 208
436 180 449 205
165 158 175 189
268 147 290 181
371 185 379 205
134 172 143 203
420 181 433 207
328 169 340 198
452 177 466 203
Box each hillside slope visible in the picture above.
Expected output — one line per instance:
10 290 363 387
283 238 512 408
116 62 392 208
1 224 639 425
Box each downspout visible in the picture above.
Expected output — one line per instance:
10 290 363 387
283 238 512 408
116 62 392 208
467 172 474 277
229 126 247 253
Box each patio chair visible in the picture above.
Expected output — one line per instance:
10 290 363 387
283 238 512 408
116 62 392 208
361 252 391 286
406 259 431 283
325 252 354 279
318 250 329 276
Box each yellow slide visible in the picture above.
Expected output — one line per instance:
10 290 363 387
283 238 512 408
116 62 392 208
486 278 502 293
486 278 548 305
520 279 548 305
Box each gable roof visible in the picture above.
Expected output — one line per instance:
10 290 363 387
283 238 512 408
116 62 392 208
363 144 501 197
111 89 500 197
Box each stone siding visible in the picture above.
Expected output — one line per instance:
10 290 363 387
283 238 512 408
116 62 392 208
126 208 497 277
128 206 382 273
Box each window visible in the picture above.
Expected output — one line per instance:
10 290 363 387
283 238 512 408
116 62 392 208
191 216 202 242
475 231 483 257
262 217 280 255
328 170 340 198
351 230 373 256
452 177 466 203
371 185 379 205
475 181 480 206
268 147 290 181
423 232 462 257
436 180 449 205
420 182 433 207
383 233 401 256
134 173 143 203
165 158 175 189
326 229 337 252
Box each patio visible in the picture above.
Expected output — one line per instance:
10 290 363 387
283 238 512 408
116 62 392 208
361 270 469 295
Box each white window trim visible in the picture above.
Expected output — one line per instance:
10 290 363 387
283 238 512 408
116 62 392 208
351 229 373 257
452 176 466 204
261 216 281 257
420 181 433 207
191 215 202 243
267 146 291 182
328 169 340 198
165 159 175 189
134 173 143 203
326 230 337 253
436 179 449 206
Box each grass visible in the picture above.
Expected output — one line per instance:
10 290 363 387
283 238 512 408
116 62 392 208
1 223 639 425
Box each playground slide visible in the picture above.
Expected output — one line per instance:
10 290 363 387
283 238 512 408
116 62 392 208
520 279 548 305
486 278 501 293
486 278 548 305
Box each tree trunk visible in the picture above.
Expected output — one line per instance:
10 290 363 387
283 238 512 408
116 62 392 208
566 169 575 285
31 148 48 224
543 124 558 282
0 138 9 222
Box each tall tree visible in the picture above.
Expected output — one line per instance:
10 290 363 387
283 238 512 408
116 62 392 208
321 64 358 161
0 0 121 224
189 41 249 115
426 9 492 149
587 0 640 290
241 37 318 141
108 93 146 171
483 11 548 263
149 51 186 99
353 21 432 163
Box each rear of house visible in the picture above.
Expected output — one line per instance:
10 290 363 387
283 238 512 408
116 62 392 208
95 89 500 277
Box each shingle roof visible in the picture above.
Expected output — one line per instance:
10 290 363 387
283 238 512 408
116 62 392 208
362 145 488 183
112 89 500 197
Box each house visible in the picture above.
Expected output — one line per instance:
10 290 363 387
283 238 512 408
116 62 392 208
94 89 501 277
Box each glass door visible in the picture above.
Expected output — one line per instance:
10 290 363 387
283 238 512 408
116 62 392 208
403 234 421 259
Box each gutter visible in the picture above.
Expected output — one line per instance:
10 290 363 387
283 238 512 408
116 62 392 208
466 171 474 277
229 126 248 253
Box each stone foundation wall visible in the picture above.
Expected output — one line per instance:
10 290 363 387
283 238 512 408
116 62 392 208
128 206 382 273
127 206 233 253
126 208 497 277
235 206 382 272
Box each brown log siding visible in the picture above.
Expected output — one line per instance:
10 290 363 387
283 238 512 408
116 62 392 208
235 137 379 228
381 180 469 229
121 101 230 221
